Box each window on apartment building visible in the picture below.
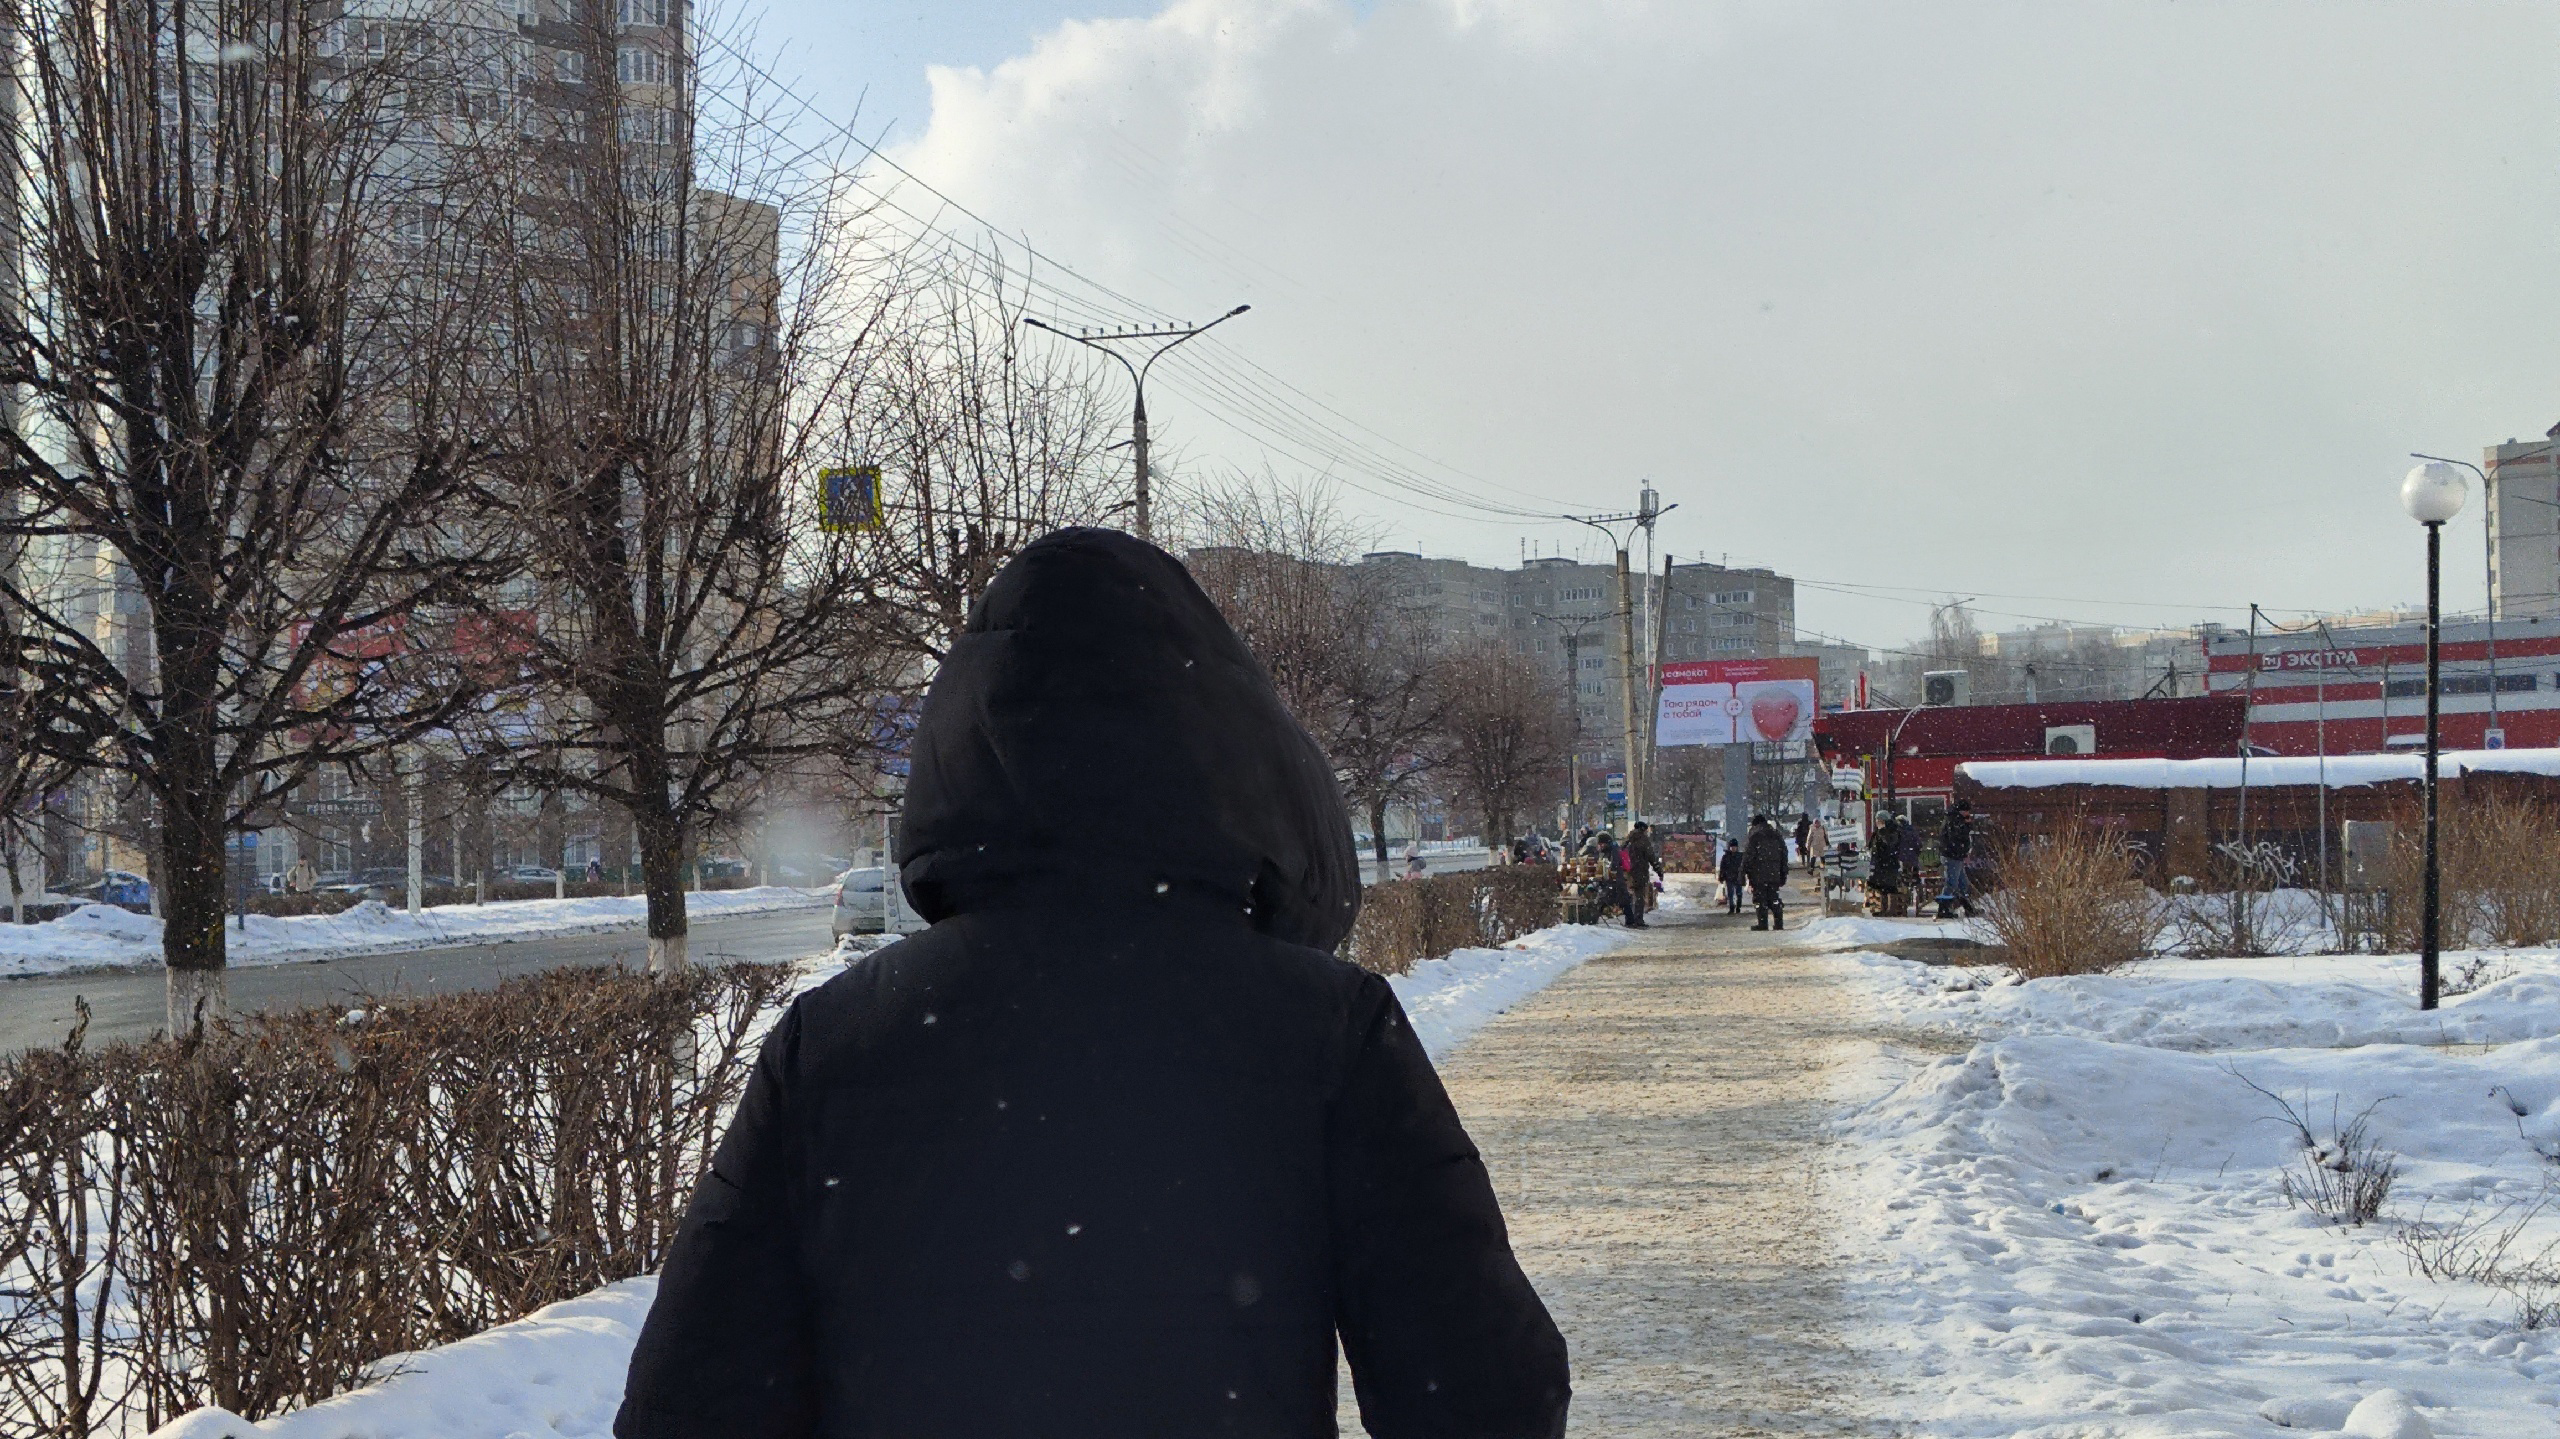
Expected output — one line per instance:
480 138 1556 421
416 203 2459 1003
618 45 672 84
620 0 672 24
1714 637 1752 650
364 22 389 56
1584 656 1603 669
556 48 584 82
517 0 543 24
619 105 673 144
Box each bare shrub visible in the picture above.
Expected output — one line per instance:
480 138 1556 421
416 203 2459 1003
2375 793 2560 952
2171 843 2322 958
1976 820 2165 980
2400 1185 2560 1329
2445 954 2521 998
0 965 790 1431
2239 1075 2398 1226
1346 866 1560 976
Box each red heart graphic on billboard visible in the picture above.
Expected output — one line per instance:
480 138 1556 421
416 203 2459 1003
1749 690 1801 741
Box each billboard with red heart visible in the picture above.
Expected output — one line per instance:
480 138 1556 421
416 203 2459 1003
1655 657 1820 747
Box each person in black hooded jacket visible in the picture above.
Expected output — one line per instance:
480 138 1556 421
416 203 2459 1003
616 529 1569 1439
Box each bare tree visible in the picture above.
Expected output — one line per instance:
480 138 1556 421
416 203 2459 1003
453 9 906 970
1179 475 1453 877
1433 641 1573 847
1178 473 1372 728
0 0 504 1021
850 248 1130 670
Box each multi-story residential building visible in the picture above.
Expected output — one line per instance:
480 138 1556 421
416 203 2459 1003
1350 550 1803 778
2488 430 2560 621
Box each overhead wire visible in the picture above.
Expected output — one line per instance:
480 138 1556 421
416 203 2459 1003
687 25 1583 527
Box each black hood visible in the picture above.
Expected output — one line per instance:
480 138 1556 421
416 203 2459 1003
896 528 1360 951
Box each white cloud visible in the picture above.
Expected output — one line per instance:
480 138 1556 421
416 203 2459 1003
890 0 2560 645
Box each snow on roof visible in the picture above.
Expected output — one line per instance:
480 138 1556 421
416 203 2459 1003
1958 748 2560 791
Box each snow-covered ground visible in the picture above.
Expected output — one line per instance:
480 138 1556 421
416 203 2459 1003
150 918 1631 1438
0 887 830 980
1832 941 2560 1437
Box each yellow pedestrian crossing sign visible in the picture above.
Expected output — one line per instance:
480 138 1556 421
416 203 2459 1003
819 465 883 532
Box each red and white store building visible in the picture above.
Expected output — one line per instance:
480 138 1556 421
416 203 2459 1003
2204 614 2560 755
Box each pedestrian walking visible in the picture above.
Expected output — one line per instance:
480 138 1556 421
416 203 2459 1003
1744 813 1791 931
617 529 1567 1439
1793 812 1814 862
284 857 317 895
587 856 606 884
1623 821 1663 929
1717 837 1746 915
1936 799 1978 919
1868 814 1905 913
1403 843 1427 880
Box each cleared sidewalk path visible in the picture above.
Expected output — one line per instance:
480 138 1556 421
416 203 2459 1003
1342 888 1884 1436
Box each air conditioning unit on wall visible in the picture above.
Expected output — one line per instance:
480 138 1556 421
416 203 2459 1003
2044 724 2096 756
1923 669 1971 706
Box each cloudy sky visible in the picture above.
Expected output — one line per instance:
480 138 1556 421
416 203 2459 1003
740 0 2560 653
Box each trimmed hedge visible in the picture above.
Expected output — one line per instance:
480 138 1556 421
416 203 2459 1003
0 965 792 1434
1345 865 1562 976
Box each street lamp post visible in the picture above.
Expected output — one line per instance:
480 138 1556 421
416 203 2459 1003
2404 460 2469 1012
1021 306 1250 543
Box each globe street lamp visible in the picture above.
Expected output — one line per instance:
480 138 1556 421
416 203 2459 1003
2403 460 2468 1011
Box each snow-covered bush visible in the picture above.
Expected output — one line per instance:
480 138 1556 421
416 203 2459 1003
2243 1078 2398 1227
2400 1186 2560 1329
1976 819 2165 980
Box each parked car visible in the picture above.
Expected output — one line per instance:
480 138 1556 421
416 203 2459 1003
830 867 890 938
698 856 750 882
503 865 562 883
75 870 152 910
322 867 451 897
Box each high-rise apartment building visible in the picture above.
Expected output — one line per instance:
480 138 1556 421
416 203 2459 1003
2488 431 2560 621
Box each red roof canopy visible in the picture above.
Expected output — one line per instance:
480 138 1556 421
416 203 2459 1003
1815 695 2248 764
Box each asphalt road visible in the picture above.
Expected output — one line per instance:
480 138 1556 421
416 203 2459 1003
0 906 837 1055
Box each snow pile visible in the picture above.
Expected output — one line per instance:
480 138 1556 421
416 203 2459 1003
151 1280 658 1439
1834 940 2560 1436
0 887 830 980
151 921 1626 1438
1387 922 1631 1061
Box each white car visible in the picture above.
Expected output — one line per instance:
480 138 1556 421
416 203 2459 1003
504 865 562 883
831 867 890 938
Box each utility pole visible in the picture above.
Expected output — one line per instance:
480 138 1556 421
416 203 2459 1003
1536 609 1613 837
1022 306 1250 542
1569 491 1677 832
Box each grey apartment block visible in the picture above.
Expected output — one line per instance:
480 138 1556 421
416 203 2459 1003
2489 434 2560 621
1353 551 1800 770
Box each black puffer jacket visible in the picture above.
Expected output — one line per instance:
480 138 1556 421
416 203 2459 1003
1744 822 1791 890
617 529 1569 1439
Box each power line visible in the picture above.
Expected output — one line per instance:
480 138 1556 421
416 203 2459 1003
688 26 1583 528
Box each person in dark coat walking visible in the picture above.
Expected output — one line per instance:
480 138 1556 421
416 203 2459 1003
1717 837 1746 915
1744 813 1791 930
1622 822 1663 928
1937 799 1978 919
1793 812 1814 863
616 530 1568 1439
1868 814 1906 911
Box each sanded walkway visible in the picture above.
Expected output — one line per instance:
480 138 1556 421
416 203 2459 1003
1340 887 1884 1436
